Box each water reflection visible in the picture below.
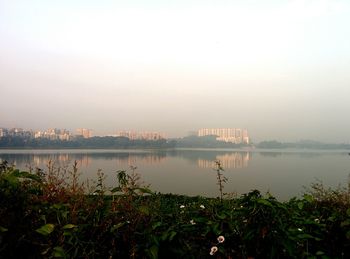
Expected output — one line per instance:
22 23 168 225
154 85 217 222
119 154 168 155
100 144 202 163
197 152 250 169
114 154 166 167
0 149 349 200
0 150 252 170
0 151 168 169
0 150 345 171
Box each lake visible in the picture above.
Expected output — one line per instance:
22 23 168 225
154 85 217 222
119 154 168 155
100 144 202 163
0 148 349 200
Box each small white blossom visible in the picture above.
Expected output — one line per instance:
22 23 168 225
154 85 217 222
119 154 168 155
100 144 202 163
200 205 205 209
297 228 302 232
209 246 218 255
217 235 225 243
180 205 185 209
190 219 196 225
314 218 320 223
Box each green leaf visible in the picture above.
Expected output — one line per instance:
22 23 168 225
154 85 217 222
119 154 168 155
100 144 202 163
52 246 66 258
216 213 227 220
148 245 158 259
257 199 272 207
152 222 162 230
137 187 153 195
303 194 314 203
63 224 76 230
297 233 314 239
12 170 41 181
110 222 125 232
52 204 63 210
346 208 350 217
0 226 8 232
212 223 221 235
139 206 150 215
297 201 304 210
36 224 55 236
168 230 177 241
341 220 350 227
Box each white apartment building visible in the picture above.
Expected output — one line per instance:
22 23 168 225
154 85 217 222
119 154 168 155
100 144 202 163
116 131 165 140
198 128 249 144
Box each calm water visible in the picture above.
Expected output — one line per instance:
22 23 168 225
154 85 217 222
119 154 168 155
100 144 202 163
0 148 349 200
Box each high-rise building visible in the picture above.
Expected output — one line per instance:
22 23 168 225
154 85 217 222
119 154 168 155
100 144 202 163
116 131 165 140
34 128 71 141
198 128 249 144
76 128 92 138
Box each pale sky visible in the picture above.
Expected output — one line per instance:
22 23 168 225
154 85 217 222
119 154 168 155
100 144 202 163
1 0 350 142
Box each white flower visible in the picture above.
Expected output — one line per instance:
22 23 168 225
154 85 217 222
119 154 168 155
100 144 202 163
190 219 196 225
209 246 218 255
314 218 320 223
297 228 302 232
200 204 205 209
217 235 225 243
180 205 185 209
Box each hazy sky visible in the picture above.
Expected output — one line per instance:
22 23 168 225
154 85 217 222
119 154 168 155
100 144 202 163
1 0 350 142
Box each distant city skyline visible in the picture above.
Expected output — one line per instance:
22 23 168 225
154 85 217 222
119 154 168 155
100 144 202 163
2 125 350 144
1 1 350 142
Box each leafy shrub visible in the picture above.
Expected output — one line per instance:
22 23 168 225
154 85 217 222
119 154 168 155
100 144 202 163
0 161 349 258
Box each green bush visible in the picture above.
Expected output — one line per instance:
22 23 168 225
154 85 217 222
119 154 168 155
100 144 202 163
0 161 349 258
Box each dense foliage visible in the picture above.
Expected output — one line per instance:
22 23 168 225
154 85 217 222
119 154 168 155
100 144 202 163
174 135 250 148
0 161 349 258
0 136 176 149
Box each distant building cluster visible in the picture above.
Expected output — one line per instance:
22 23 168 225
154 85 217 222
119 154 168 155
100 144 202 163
0 127 93 141
34 128 71 141
0 128 33 138
116 131 165 141
198 128 249 144
76 128 93 139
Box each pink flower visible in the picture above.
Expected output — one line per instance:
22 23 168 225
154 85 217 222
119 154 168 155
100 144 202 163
217 235 225 243
209 246 218 255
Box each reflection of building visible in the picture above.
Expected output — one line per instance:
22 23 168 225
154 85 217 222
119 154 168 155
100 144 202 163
198 152 250 169
198 128 249 144
116 131 165 140
32 154 91 168
115 154 166 167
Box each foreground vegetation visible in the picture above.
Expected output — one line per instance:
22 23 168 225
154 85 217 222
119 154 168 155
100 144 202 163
0 161 349 258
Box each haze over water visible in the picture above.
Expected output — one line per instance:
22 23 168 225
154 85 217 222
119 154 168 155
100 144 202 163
1 0 350 142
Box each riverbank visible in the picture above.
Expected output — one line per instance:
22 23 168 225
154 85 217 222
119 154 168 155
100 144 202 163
0 161 349 258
